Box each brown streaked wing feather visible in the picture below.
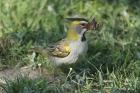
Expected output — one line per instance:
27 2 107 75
47 39 71 58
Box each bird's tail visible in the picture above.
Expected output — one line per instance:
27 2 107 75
28 47 48 57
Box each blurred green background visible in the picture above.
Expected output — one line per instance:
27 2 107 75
0 0 140 92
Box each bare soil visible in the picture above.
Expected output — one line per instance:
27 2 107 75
0 65 55 93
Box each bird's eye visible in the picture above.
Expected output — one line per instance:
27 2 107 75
80 23 86 26
80 23 88 29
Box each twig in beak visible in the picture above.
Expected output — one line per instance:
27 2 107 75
88 17 102 30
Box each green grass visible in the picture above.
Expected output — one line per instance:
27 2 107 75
2 76 68 93
0 0 140 93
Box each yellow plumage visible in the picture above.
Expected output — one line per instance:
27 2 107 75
29 18 91 66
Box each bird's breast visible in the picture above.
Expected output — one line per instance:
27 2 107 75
70 40 88 56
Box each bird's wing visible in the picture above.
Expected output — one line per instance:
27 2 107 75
47 39 71 58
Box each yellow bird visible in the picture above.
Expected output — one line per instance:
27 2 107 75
30 17 98 66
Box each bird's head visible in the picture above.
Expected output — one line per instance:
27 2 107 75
66 18 90 41
66 18 89 35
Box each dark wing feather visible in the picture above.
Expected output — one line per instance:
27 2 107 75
47 40 71 58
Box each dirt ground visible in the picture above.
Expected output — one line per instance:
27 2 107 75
0 66 40 83
0 65 54 93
